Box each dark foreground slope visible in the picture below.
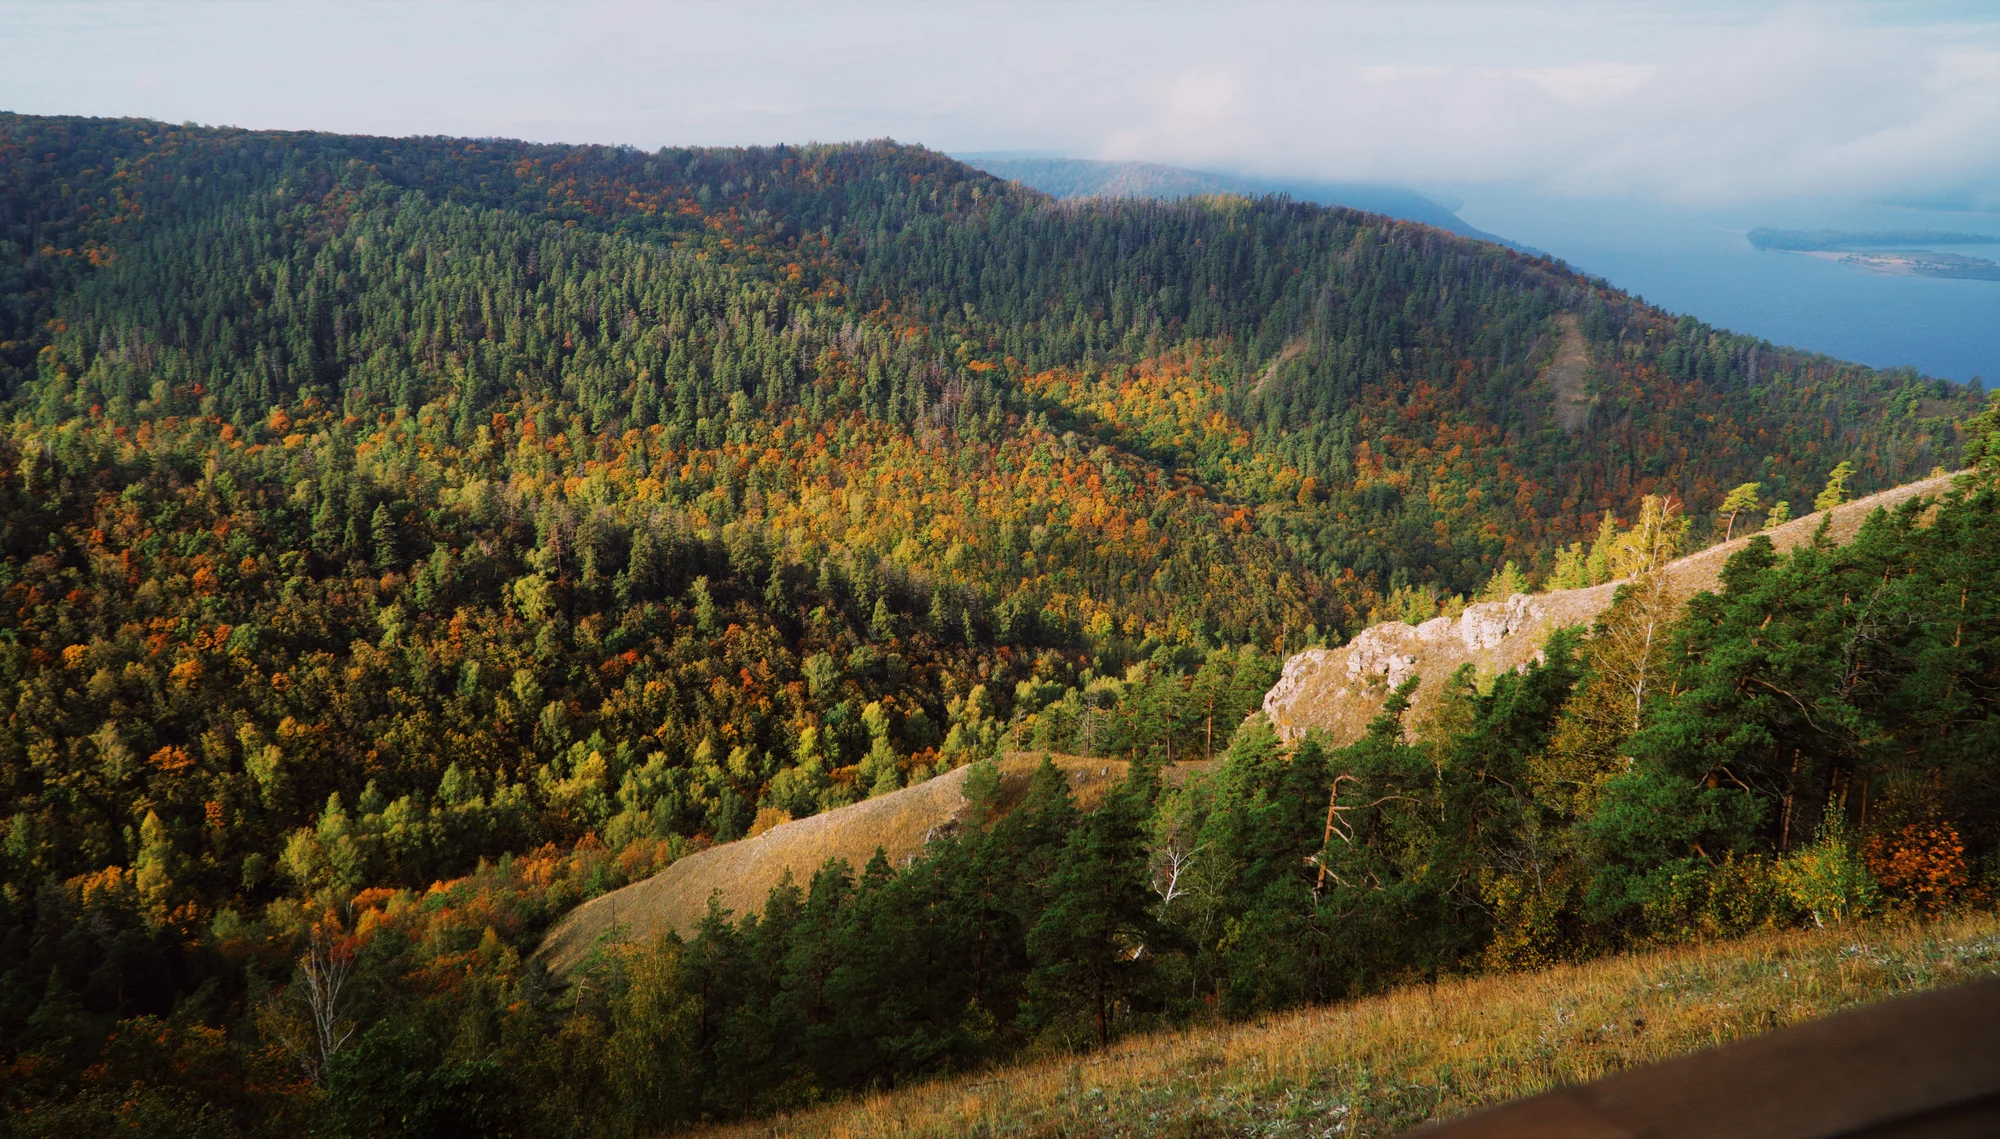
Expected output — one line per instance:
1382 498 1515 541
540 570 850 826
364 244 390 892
0 112 1986 1135
690 915 2000 1139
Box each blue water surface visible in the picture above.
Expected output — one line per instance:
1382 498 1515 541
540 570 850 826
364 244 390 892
1452 191 2000 385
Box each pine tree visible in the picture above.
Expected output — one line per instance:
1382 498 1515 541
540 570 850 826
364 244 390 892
762 559 790 613
691 576 719 635
1533 497 1689 823
992 756 1079 906
1022 781 1160 1047
1718 482 1762 540
1815 460 1856 512
371 503 398 570
859 701 901 797
1965 392 2000 471
1476 560 1530 601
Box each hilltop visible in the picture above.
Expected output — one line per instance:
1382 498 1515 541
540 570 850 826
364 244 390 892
953 153 1511 243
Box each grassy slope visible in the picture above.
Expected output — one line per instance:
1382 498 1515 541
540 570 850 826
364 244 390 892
539 755 1194 970
692 912 2000 1138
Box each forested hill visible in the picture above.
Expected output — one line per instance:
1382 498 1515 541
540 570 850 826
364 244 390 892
0 112 1983 1133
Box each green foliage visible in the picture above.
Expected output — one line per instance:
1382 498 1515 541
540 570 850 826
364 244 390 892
1549 512 1622 589
1475 560 1529 601
1022 774 1164 1048
1965 392 2000 472
1718 481 1762 539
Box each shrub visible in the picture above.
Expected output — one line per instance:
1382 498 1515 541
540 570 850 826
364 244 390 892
1638 854 1789 944
1863 821 1969 917
1774 818 1877 928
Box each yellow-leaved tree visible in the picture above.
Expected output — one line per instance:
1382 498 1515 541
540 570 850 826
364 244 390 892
1535 494 1688 816
1814 460 1856 513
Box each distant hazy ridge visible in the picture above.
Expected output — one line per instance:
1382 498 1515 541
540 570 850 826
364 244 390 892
958 154 1521 247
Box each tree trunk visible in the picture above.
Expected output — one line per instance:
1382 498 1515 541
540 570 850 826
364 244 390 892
1096 973 1108 1047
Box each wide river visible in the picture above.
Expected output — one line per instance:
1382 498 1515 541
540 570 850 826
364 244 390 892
1454 192 2000 386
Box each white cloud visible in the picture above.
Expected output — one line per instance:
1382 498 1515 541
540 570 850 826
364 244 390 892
0 0 1994 206
1356 63 1657 106
1511 64 1658 104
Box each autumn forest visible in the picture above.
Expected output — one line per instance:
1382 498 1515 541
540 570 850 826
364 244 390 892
0 113 1993 1135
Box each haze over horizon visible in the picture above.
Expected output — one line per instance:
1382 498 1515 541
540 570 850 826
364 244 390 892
3 0 1997 210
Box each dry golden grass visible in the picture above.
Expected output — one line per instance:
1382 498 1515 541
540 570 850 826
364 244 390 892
690 911 2000 1138
539 754 1176 972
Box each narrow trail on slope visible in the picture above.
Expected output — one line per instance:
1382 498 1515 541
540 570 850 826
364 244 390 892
1545 311 1594 434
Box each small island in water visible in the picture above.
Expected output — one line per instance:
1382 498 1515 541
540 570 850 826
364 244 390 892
1748 227 2000 281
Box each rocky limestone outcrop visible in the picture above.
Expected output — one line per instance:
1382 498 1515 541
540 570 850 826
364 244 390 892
1263 473 1960 746
1348 592 1555 688
1264 582 1614 744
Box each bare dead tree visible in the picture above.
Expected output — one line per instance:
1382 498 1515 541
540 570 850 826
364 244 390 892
1149 835 1205 909
1313 774 1360 896
267 924 357 1087
1148 790 1207 910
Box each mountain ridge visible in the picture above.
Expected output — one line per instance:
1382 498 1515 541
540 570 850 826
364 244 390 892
531 470 1969 977
1263 470 1963 746
534 753 1173 972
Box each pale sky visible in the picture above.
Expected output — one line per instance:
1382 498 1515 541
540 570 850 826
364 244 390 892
3 1 1997 206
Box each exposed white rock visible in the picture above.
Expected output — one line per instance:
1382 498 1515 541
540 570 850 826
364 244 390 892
1263 647 1339 719
1329 594 1547 695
